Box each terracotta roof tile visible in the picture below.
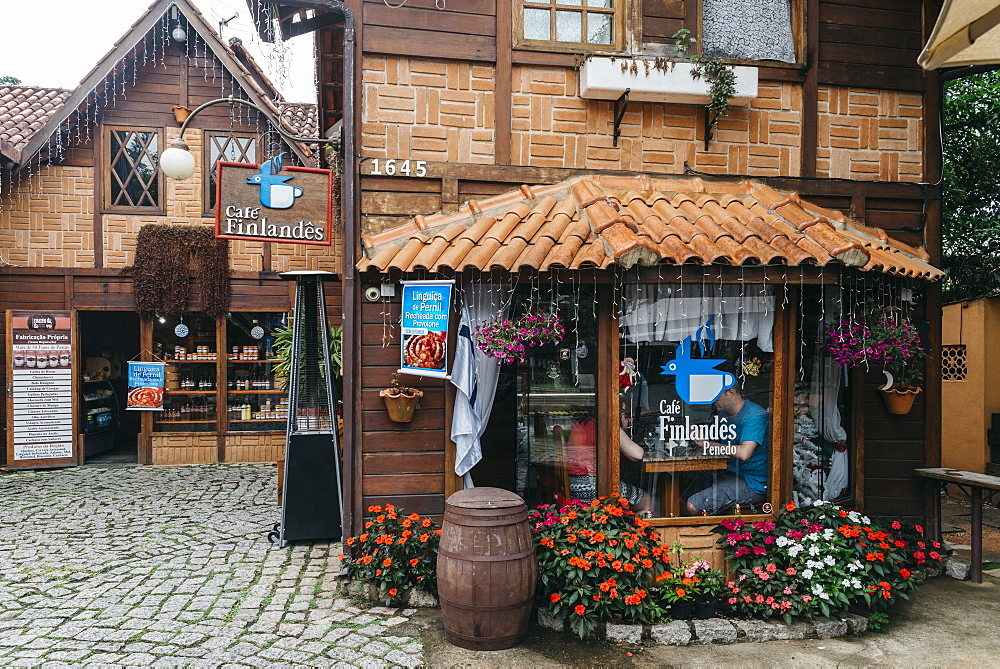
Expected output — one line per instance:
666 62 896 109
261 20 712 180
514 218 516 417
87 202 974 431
0 85 71 162
360 175 942 280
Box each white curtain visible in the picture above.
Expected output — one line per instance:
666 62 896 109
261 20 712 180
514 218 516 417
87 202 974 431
702 0 796 63
620 284 774 351
810 291 849 500
450 283 510 488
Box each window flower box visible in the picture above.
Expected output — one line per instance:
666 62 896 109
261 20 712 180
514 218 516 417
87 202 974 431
579 57 758 106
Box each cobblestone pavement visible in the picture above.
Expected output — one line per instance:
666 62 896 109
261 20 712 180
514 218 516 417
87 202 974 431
0 464 423 667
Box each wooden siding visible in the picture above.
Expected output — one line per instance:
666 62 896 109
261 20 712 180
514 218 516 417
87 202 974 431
358 295 447 518
642 0 686 47
361 0 496 62
817 0 926 92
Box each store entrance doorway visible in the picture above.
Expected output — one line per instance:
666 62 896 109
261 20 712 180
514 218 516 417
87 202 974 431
78 311 141 465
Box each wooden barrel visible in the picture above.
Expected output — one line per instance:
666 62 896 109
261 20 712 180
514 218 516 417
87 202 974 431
437 487 537 651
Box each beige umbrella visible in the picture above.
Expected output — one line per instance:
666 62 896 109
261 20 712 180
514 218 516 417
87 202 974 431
920 0 1000 69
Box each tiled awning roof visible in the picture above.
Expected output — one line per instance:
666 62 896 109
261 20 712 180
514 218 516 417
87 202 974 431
358 176 941 280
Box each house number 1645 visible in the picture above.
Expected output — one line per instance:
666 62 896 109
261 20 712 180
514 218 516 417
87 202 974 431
369 159 427 177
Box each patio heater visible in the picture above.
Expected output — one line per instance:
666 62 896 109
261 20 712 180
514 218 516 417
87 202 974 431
272 270 342 547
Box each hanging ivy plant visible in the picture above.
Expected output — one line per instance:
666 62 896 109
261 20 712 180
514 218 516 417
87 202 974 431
672 29 738 146
125 223 231 319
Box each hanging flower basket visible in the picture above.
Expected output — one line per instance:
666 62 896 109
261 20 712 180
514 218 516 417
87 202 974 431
379 373 423 423
826 310 928 409
881 387 921 415
474 306 565 365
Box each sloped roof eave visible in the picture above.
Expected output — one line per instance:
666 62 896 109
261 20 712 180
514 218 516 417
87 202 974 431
359 175 943 282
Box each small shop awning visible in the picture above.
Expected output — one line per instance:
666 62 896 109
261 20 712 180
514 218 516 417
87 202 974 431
358 176 942 280
919 0 1000 70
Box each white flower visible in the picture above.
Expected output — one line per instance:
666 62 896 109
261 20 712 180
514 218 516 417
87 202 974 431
820 592 830 600
776 536 790 547
823 529 835 540
847 511 861 523
847 560 861 573
852 578 863 589
802 568 814 579
841 578 853 588
812 583 825 595
788 544 803 557
861 515 871 525
824 556 836 566
807 559 824 570
814 500 825 507
808 544 820 556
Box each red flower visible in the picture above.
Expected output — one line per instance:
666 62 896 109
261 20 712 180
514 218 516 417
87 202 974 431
550 593 561 603
900 568 911 579
785 501 796 512
891 520 902 530
383 558 393 567
388 588 398 597
574 604 586 615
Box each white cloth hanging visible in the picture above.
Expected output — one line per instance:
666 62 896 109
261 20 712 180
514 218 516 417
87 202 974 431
450 283 509 488
620 284 774 351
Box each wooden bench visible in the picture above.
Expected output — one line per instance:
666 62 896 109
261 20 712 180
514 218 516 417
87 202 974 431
915 467 1000 583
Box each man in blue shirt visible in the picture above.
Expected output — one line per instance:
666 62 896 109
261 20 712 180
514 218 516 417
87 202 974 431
684 385 769 516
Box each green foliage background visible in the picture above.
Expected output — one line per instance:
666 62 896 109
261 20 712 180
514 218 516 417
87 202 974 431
942 70 1000 302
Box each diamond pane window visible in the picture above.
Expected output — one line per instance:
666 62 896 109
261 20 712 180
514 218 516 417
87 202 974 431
520 0 619 49
205 132 258 214
108 128 160 209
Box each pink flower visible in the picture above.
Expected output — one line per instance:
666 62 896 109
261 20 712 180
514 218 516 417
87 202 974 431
728 597 738 605
785 568 797 576
783 587 793 595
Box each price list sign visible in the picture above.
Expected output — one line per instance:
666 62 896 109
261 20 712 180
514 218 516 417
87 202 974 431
9 311 74 463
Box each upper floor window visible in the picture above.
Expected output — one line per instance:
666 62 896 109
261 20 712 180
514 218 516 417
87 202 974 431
519 0 622 50
702 0 796 63
105 126 162 211
204 131 258 215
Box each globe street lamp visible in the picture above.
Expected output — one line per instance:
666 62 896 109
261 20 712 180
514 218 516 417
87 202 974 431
158 95 329 180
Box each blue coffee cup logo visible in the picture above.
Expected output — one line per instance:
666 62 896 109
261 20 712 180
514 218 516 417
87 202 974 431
660 317 735 405
246 153 304 209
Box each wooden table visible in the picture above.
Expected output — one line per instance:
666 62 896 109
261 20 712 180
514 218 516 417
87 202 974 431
915 467 1000 583
645 455 728 517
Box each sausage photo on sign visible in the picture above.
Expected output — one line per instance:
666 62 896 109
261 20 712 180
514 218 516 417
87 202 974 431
403 331 446 369
128 386 163 408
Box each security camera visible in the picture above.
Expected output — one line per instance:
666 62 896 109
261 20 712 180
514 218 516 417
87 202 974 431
364 286 381 302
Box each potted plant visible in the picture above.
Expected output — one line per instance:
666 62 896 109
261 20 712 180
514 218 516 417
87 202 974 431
379 372 423 423
825 312 928 415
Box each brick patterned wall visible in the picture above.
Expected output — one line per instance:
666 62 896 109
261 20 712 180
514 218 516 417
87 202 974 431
511 66 803 177
1 127 341 272
816 86 923 182
362 56 496 163
0 165 95 267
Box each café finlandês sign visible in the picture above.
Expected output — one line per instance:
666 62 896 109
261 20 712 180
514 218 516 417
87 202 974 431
215 153 333 246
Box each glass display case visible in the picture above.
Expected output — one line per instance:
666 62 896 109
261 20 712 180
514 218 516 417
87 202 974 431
225 312 289 432
82 379 120 456
154 314 218 433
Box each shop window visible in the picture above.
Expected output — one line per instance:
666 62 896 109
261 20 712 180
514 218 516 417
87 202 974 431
225 312 289 432
155 314 218 433
792 286 853 506
104 126 162 211
941 345 967 381
204 131 258 215
618 283 776 519
517 0 622 51
701 0 796 63
473 284 600 508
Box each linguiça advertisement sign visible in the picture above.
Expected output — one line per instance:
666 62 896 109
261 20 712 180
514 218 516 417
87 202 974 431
399 280 453 379
216 153 333 246
126 361 165 411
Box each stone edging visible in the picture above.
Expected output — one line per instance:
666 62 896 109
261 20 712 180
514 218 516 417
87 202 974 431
537 607 870 645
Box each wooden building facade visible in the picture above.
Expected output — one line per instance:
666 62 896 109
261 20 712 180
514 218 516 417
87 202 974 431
0 0 341 468
284 0 948 552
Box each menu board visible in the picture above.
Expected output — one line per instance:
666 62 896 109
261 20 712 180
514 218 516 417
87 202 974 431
10 311 74 461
